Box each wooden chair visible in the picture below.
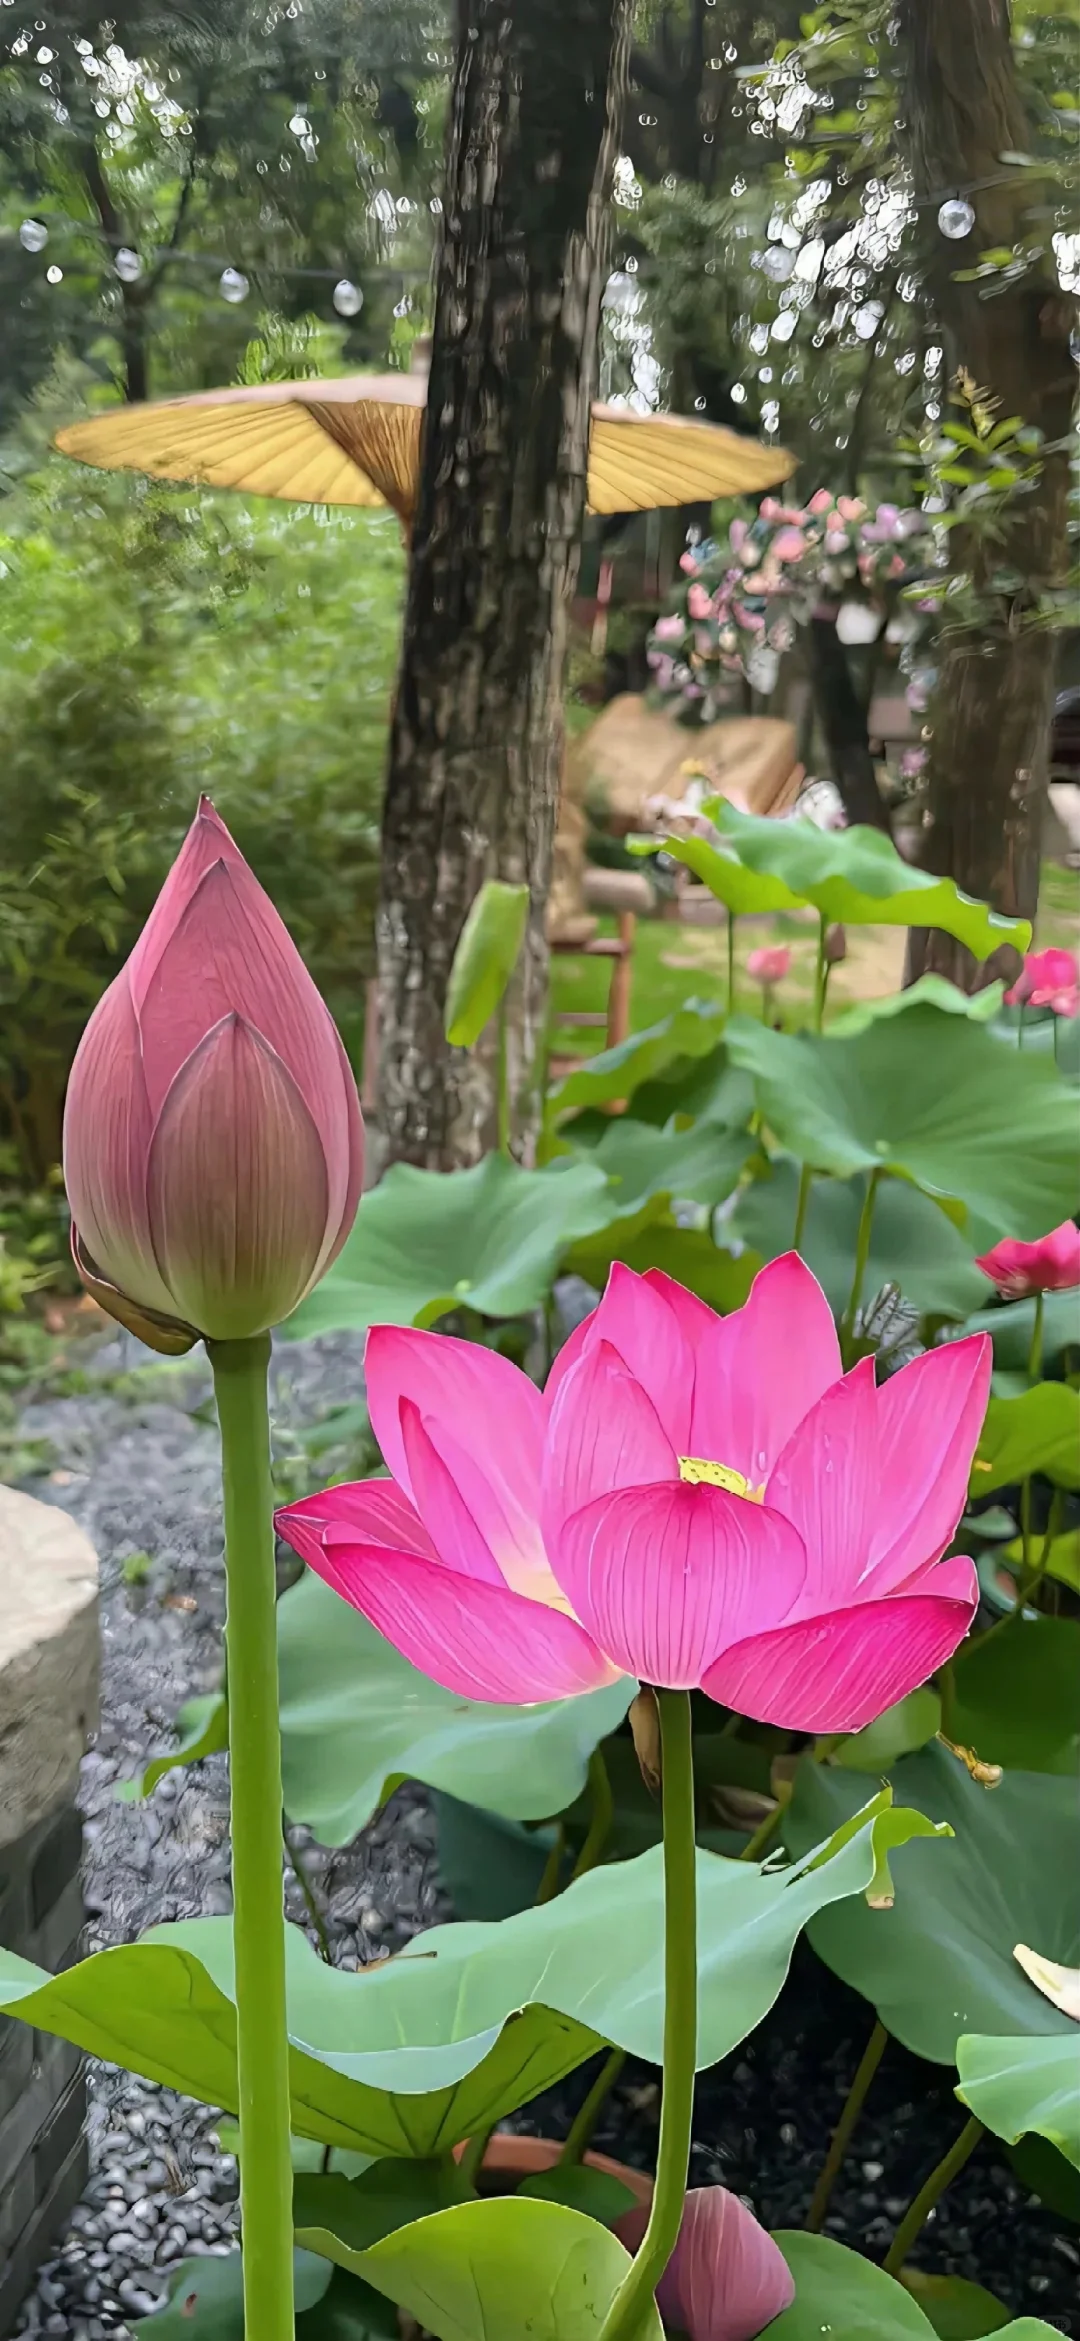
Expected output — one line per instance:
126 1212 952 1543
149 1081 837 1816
546 906 636 1090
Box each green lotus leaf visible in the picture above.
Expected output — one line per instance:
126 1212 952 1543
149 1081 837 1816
283 1154 613 1340
0 1793 941 2155
971 1384 1080 1493
562 1216 759 1311
784 1747 1080 2064
444 880 529 1047
724 1007 1079 1246
116 1691 228 1804
1003 1526 1080 1592
278 1571 633 1842
835 1690 942 1774
544 999 727 1125
948 1615 1080 1774
697 800 1031 956
295 2195 663 2341
948 1289 1080 1372
129 2251 341 2336
563 1115 754 1218
769 2234 1057 2341
828 976 1006 1037
956 2032 1080 2170
899 2269 1013 2339
730 1157 987 1320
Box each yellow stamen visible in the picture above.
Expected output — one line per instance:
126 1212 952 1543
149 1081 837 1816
678 1456 763 1501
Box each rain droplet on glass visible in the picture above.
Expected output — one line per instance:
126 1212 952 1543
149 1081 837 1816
763 245 795 281
937 195 975 240
46 262 63 283
114 246 142 282
288 112 309 134
219 267 249 304
19 217 48 253
332 277 363 317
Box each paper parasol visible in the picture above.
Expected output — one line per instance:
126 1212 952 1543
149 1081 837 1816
55 370 795 523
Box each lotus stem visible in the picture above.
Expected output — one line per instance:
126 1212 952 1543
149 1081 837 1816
208 1335 295 2341
727 914 736 1014
738 1799 785 1865
1027 1290 1045 1384
979 1487 1063 1649
458 2122 497 2187
793 1163 813 1253
882 2115 984 2275
813 914 829 1030
559 2048 627 2168
497 1000 511 1157
284 1821 332 1964
570 1749 615 1883
805 2020 888 2233
535 1821 567 1904
842 1167 881 1359
597 1690 697 2341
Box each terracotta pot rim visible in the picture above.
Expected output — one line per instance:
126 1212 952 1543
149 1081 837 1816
456 2130 653 2209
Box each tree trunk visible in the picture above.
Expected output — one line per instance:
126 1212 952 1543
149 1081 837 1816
376 0 631 1167
900 0 1076 987
808 614 890 831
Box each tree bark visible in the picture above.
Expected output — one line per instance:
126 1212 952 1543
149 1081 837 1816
808 614 890 831
376 0 631 1167
900 0 1076 987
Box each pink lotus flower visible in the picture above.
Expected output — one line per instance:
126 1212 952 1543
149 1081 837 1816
64 798 363 1352
616 2188 793 2341
975 1222 1080 1300
276 1257 989 1734
746 945 791 987
1005 947 1079 1008
687 583 714 620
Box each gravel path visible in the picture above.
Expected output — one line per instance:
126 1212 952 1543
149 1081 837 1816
14 1332 444 2338
11 1329 1077 2336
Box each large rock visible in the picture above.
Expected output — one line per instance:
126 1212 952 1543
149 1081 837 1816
0 1485 100 2336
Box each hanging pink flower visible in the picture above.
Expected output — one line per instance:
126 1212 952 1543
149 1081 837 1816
616 2188 794 2341
808 488 834 516
760 497 783 523
688 583 714 620
653 614 687 643
276 1258 989 1735
680 551 700 574
1005 947 1080 1008
729 519 750 553
63 799 363 1351
746 946 791 986
975 1222 1080 1300
836 495 866 522
824 529 848 554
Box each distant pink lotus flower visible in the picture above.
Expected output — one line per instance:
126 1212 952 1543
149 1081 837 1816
1005 947 1079 1008
976 1222 1080 1300
616 2187 794 2341
688 583 714 620
746 945 791 987
276 1257 989 1734
64 798 363 1351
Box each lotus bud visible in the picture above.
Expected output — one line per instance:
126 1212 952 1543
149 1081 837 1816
617 2187 795 2341
824 922 847 965
63 798 363 1351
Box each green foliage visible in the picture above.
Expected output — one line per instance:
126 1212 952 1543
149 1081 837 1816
724 1006 1079 1249
770 2234 1058 2341
284 1155 613 1340
294 2194 662 2341
444 880 530 1047
956 2033 1080 2171
117 1691 229 1802
0 1792 938 2152
0 461 402 1177
948 1616 1080 1775
784 1747 1080 2061
971 1384 1080 1493
730 1156 988 1321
